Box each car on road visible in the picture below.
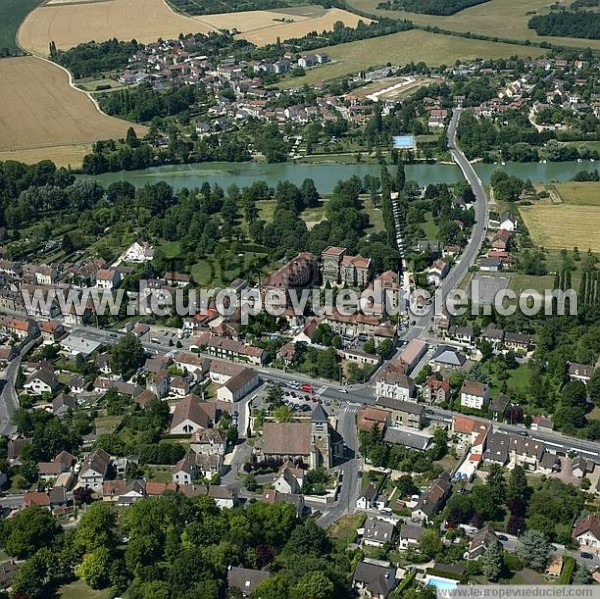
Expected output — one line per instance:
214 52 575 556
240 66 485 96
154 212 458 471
338 388 348 393
516 431 529 437
579 551 595 559
497 534 508 542
581 552 595 560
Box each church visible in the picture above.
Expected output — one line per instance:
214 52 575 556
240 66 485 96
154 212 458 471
261 405 344 469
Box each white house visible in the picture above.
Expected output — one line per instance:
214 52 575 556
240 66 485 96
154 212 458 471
573 514 600 549
216 367 260 403
460 380 490 410
23 368 59 395
124 240 154 263
375 372 416 403
79 449 111 491
95 269 120 290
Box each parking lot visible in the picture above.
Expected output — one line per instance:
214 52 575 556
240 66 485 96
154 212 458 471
471 274 509 305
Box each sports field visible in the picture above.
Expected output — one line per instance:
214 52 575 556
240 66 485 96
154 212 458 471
0 57 146 156
281 29 543 88
519 183 600 252
347 0 600 50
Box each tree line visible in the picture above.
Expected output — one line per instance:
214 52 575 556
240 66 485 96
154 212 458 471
377 0 489 16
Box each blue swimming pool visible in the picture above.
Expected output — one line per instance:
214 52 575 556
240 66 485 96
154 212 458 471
425 575 459 591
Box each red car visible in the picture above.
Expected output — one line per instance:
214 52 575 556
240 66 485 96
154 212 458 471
301 383 313 393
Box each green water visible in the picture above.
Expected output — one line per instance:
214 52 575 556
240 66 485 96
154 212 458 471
83 160 597 192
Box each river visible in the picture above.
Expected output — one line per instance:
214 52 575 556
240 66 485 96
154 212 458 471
83 160 597 192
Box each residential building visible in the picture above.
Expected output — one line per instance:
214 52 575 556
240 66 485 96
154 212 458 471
375 372 416 403
262 253 319 302
573 514 600 549
227 567 271 598
421 376 450 404
464 526 498 560
352 559 397 599
399 523 425 551
411 471 452 523
460 380 490 410
273 461 304 494
169 394 216 435
124 240 154 263
23 367 59 395
363 517 396 548
568 362 595 384
427 259 449 287
357 406 390 432
375 398 425 429
79 449 111 491
216 367 260 402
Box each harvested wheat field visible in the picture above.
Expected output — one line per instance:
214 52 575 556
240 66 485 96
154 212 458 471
519 205 600 253
0 57 146 155
18 0 216 54
0 144 93 168
198 10 314 34
235 8 372 45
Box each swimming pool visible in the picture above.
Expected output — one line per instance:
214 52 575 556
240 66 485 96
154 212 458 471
425 575 459 591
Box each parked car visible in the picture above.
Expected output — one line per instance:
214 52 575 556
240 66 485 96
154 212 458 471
581 552 594 560
497 535 508 542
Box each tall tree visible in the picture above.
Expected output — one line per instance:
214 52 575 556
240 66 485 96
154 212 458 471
516 529 550 571
481 541 503 582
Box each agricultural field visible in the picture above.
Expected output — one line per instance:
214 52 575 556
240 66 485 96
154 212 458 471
281 29 543 88
547 182 600 206
19 0 368 54
232 7 372 45
347 0 600 50
0 0 43 54
519 204 600 252
0 57 146 159
0 144 92 168
18 0 215 55
519 182 600 253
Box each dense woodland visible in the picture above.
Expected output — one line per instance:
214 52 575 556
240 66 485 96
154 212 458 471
376 0 489 16
53 38 141 79
0 494 357 598
528 10 600 40
167 0 340 16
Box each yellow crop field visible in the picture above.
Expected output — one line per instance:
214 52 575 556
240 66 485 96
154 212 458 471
0 144 92 168
18 0 216 55
519 204 600 252
234 8 372 45
19 0 369 54
347 0 600 51
0 57 146 156
199 10 312 33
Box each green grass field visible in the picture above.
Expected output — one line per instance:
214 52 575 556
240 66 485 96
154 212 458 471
550 182 600 206
281 29 543 88
57 580 112 599
0 0 43 54
347 0 600 50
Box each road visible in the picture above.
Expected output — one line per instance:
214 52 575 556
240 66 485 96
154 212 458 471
403 108 489 344
317 404 361 528
0 337 40 436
